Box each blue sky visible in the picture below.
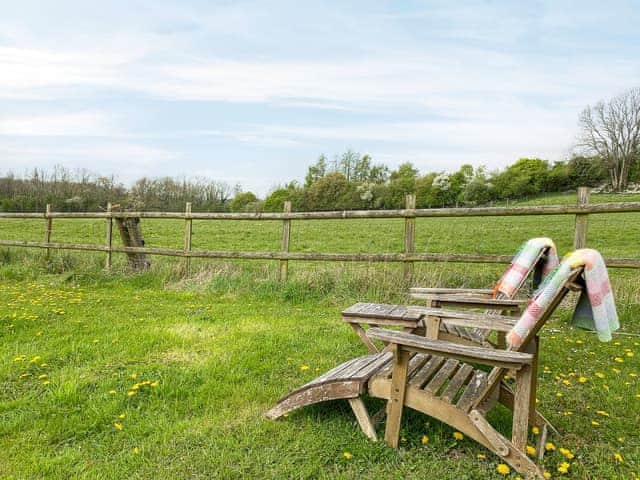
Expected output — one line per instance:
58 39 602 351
1 1 639 195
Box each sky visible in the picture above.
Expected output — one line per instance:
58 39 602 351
1 1 639 195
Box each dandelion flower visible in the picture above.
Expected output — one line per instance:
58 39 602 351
421 435 429 445
557 462 570 474
614 452 623 463
343 451 353 459
477 454 486 460
526 445 536 456
133 447 140 454
118 413 126 419
38 374 47 380
532 426 540 435
127 390 137 397
591 420 600 426
595 410 609 417
559 448 574 459
113 422 124 431
595 372 605 379
543 472 551 479
578 376 588 383
453 431 464 441
614 357 624 363
300 365 309 371
545 442 556 451
496 464 510 475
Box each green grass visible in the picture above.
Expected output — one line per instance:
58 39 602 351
1 195 639 479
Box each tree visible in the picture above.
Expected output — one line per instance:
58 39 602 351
578 88 640 191
339 149 359 182
230 191 259 212
304 155 327 187
305 172 352 210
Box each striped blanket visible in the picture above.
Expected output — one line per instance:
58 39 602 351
507 248 618 348
494 237 559 298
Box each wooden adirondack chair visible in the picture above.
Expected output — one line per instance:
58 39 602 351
366 267 585 480
267 245 557 446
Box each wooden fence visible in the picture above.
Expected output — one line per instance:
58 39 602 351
1 187 640 280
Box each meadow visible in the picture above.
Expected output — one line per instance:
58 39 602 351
1 193 639 479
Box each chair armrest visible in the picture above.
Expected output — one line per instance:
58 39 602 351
341 302 423 329
410 287 494 298
416 294 526 312
406 306 517 332
367 328 532 370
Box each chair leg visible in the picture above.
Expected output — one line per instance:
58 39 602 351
512 363 533 451
348 398 377 441
384 345 410 448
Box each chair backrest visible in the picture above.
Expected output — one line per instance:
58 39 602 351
473 266 584 409
493 246 552 300
508 265 584 352
471 246 550 340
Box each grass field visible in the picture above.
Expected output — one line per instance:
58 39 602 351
1 194 639 479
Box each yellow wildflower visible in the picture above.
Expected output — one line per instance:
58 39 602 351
118 413 126 419
532 426 540 435
578 376 588 383
545 442 556 451
343 451 353 460
596 410 609 417
421 435 429 445
595 372 605 379
557 462 570 474
109 390 117 395
543 472 551 479
591 420 600 426
496 464 510 475
614 452 623 463
477 453 486 460
127 390 136 397
453 431 464 441
113 422 124 431
133 447 140 454
614 357 624 363
300 365 309 371
559 448 574 459
526 445 536 456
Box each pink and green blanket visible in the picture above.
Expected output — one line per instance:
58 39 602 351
507 248 619 348
494 237 559 298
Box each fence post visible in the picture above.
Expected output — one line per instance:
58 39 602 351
279 201 292 282
403 194 416 280
44 204 52 259
105 202 113 270
184 202 192 276
573 187 590 249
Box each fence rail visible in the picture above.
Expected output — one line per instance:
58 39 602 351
1 188 640 276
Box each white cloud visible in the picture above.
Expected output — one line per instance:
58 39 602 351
0 112 117 137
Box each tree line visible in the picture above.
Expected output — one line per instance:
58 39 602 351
0 154 612 213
